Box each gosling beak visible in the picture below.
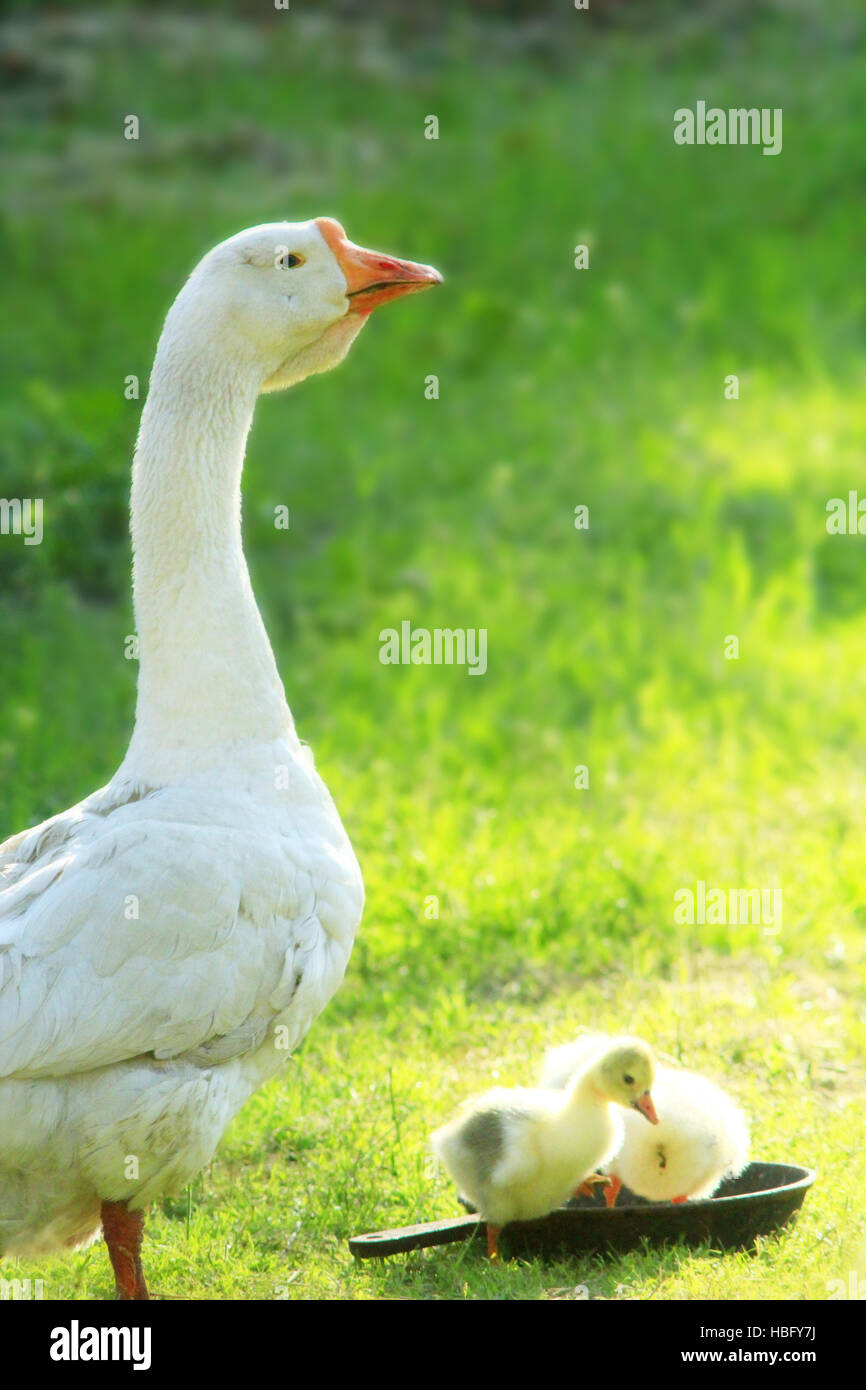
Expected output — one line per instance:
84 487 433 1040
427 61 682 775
634 1091 659 1125
316 216 443 315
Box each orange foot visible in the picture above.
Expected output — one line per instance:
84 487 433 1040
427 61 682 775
671 1195 688 1204
603 1175 623 1209
486 1223 501 1260
576 1172 612 1200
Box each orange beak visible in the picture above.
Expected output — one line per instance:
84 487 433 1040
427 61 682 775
634 1091 660 1125
316 217 443 315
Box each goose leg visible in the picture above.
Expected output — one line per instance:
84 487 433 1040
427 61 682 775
486 1223 501 1260
603 1175 622 1209
671 1195 688 1204
577 1172 612 1200
101 1200 149 1300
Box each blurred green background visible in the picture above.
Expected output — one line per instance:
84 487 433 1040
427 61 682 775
1 0 865 1299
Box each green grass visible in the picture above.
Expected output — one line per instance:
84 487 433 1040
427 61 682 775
1 0 865 1299
8 969 865 1301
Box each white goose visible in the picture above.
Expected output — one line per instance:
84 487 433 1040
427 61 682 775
0 218 441 1298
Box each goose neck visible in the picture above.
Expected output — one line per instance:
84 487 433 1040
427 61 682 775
123 344 294 781
564 1068 607 1111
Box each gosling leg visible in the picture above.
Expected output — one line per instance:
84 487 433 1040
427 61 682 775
603 1175 623 1209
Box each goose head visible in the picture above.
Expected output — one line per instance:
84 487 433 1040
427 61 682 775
594 1038 659 1124
162 217 442 394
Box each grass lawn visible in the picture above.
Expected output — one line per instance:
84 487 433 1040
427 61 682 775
1 1 865 1299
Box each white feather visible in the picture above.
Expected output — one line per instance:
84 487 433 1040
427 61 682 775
0 221 375 1258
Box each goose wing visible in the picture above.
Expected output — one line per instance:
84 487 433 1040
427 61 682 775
0 784 360 1080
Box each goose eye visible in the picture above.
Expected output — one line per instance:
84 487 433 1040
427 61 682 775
280 253 304 269
623 1073 634 1086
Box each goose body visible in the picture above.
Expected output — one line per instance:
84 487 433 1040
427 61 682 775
541 1034 750 1204
0 218 441 1291
0 748 360 1256
432 1037 658 1256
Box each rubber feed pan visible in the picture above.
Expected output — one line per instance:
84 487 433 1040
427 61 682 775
348 1161 815 1260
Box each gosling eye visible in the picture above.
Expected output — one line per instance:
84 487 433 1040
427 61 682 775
623 1073 634 1086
